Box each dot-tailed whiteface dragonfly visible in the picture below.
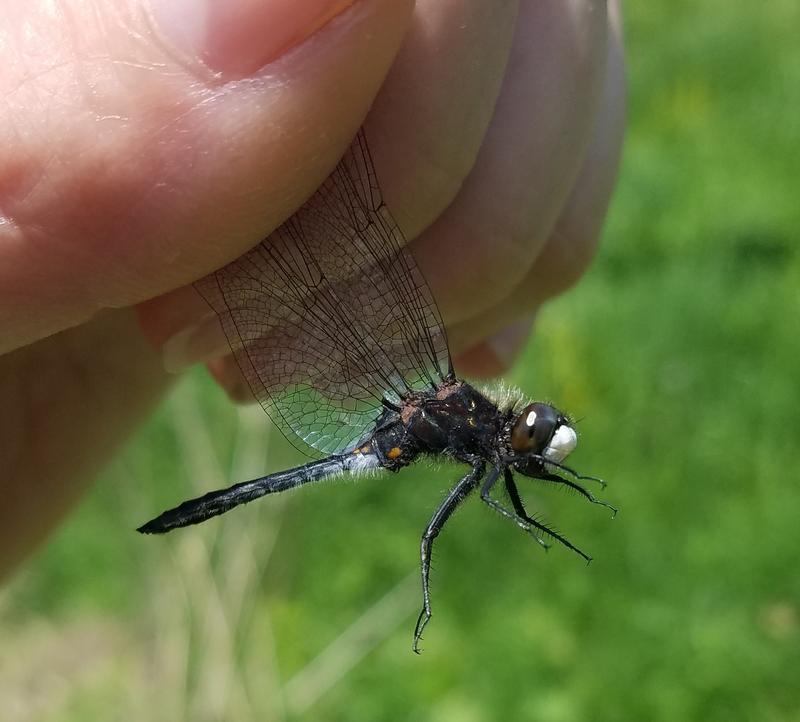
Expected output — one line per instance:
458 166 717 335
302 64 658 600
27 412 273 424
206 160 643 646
139 130 615 652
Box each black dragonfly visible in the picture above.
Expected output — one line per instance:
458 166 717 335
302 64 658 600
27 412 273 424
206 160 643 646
138 130 616 652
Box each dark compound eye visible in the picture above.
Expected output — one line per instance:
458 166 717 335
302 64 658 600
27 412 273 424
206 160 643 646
510 403 558 454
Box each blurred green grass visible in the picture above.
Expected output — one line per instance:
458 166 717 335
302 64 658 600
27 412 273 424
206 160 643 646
3 3 800 721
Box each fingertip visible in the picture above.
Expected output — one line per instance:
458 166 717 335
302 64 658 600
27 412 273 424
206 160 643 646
207 356 258 404
454 342 507 379
485 317 534 369
451 314 535 378
136 286 213 349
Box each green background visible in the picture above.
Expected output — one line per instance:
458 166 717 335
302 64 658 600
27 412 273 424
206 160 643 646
3 3 799 720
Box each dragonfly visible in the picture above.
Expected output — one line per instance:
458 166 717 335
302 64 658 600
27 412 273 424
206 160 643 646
138 130 616 653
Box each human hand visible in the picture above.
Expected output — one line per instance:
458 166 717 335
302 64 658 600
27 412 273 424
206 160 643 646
138 0 626 394
0 0 624 573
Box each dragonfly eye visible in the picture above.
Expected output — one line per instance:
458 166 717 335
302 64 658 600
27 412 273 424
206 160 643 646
510 403 558 454
511 403 578 463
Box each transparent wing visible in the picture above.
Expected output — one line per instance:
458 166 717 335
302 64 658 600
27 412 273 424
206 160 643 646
195 130 452 456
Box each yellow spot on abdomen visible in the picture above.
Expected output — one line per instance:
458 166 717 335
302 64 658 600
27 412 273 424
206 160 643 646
387 447 402 460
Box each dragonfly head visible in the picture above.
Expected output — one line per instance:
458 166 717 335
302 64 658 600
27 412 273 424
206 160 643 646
509 402 577 472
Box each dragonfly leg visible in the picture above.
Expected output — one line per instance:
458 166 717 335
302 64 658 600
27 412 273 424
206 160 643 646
479 468 592 564
536 472 618 516
413 459 485 654
533 456 607 488
503 471 550 552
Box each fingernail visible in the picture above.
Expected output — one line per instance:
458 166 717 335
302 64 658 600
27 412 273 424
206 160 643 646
162 316 230 372
486 316 536 369
149 0 357 77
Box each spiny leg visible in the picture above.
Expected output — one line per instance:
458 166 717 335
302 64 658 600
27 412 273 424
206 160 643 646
537 472 618 516
503 472 550 551
413 460 484 654
480 468 550 551
480 468 592 563
535 456 607 489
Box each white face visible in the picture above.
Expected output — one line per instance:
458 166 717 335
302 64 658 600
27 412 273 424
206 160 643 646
543 424 578 463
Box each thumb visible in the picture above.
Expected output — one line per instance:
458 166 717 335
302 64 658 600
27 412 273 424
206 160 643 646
0 0 412 354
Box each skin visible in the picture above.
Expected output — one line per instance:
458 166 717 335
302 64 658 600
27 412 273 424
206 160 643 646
0 0 625 578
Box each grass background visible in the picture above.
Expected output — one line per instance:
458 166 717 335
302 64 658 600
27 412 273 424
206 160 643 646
2 2 799 720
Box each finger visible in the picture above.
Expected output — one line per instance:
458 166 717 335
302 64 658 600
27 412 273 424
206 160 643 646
410 0 610 327
138 0 521 370
207 354 259 405
0 0 413 354
364 0 520 235
148 0 622 391
452 315 536 378
136 285 224 369
453 3 626 377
